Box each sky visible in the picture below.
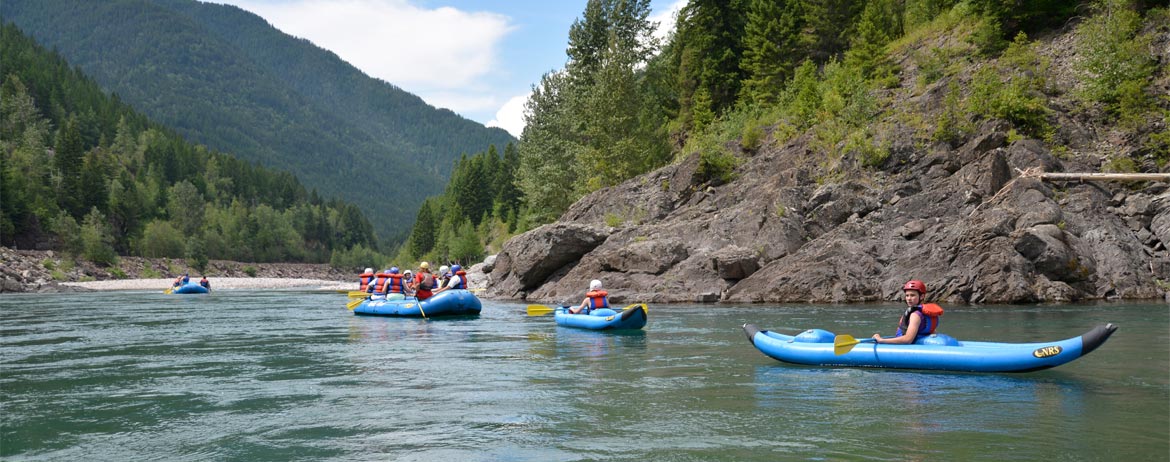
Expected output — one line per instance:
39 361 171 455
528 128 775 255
205 0 687 138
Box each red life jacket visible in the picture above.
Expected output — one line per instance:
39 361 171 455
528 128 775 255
451 270 467 289
897 303 943 336
359 270 375 291
586 290 609 309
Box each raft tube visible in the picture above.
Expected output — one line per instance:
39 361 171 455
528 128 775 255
171 283 210 294
353 289 481 317
554 304 648 330
742 323 1117 373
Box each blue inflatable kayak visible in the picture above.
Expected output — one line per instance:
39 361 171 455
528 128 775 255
170 283 210 294
742 323 1117 373
554 304 648 330
353 289 482 317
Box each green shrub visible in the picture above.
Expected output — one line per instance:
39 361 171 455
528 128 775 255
1074 2 1155 106
329 244 386 271
741 123 764 152
141 267 162 279
604 212 624 228
1103 156 1138 173
968 14 1006 56
697 148 738 186
109 268 127 279
41 259 56 271
243 266 258 277
139 221 186 258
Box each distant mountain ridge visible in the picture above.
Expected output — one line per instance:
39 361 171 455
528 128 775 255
1 0 515 242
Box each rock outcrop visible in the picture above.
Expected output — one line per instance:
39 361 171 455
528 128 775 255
482 24 1170 304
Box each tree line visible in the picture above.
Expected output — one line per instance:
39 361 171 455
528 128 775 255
0 21 378 270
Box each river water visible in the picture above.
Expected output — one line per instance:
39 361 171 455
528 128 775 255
1 291 1167 461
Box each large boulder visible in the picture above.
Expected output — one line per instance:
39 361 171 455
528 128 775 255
486 223 609 298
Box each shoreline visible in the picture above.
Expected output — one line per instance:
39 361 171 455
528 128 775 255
59 278 353 292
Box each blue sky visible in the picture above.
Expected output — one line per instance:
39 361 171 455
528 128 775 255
207 0 686 137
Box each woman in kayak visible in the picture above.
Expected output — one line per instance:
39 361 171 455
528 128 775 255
872 279 942 344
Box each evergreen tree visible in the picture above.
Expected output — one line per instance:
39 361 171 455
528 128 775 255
844 0 903 80
409 199 436 258
54 116 86 217
740 0 805 106
672 0 748 131
799 0 860 63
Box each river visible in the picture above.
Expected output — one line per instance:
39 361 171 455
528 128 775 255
1 291 1167 461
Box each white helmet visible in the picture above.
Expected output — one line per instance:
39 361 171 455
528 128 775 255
440 265 450 274
364 267 373 273
589 279 603 290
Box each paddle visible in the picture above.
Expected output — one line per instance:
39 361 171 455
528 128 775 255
163 287 173 295
833 334 876 355
346 297 367 310
348 290 369 298
526 304 557 316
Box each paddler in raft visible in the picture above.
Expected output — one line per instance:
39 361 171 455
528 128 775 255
432 265 467 295
872 279 944 345
358 267 376 292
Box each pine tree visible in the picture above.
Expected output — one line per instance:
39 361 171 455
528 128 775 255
408 199 436 258
740 0 805 106
54 116 86 217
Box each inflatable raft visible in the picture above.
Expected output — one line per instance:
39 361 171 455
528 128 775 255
554 304 648 330
352 289 481 318
170 283 210 294
742 323 1117 373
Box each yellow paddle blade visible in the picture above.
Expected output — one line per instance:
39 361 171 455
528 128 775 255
526 304 555 316
347 297 366 310
348 291 369 299
163 287 173 295
833 334 864 356
624 303 647 313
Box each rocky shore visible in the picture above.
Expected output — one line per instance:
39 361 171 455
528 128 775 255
0 247 352 293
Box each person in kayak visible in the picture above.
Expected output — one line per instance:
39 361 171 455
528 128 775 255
872 279 943 344
568 279 609 314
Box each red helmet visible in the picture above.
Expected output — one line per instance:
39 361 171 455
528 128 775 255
902 280 927 294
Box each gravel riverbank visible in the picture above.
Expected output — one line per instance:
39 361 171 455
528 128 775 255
60 278 352 292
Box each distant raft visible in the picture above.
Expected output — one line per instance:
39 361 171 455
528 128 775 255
171 282 210 294
742 323 1117 373
352 289 482 318
554 304 648 330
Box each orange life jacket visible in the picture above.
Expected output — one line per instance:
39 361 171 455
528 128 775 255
897 303 943 336
375 274 406 294
586 290 609 309
359 271 375 291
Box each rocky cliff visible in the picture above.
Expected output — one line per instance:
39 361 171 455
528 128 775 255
483 26 1170 305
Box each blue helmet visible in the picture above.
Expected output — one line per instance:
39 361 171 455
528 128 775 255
451 265 462 273
383 269 392 274
390 267 400 274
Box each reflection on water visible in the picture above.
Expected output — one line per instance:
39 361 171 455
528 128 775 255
1 294 1166 461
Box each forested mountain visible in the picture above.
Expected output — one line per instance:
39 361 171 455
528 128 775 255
0 0 515 242
1 22 378 266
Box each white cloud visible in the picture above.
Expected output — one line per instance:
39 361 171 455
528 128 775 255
214 0 513 114
485 93 529 138
649 0 686 43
